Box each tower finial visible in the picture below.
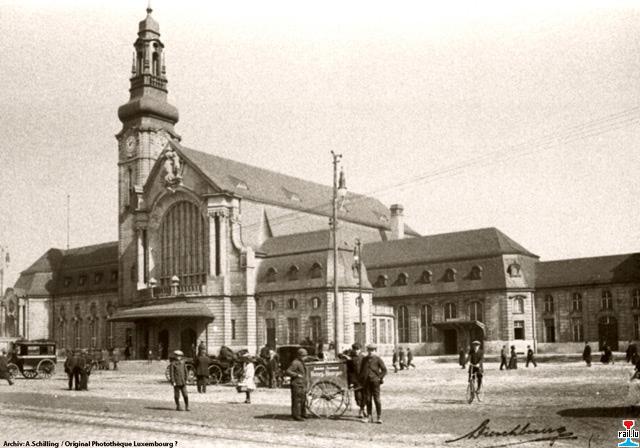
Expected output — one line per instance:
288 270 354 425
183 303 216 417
146 0 152 14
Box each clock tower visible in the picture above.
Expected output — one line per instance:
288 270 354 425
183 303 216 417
116 6 179 304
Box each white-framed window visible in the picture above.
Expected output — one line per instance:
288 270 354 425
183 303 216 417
469 301 483 322
287 298 298 310
444 302 457 320
544 295 554 313
311 297 321 309
372 319 377 344
572 293 583 312
571 318 583 342
514 320 525 340
601 290 613 310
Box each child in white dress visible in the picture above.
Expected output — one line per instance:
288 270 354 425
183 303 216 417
239 356 256 404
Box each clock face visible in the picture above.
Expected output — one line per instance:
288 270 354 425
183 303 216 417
125 136 136 155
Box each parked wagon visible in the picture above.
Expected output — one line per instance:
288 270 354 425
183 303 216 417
7 340 57 380
305 359 350 418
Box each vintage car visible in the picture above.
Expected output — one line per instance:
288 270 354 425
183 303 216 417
7 339 57 379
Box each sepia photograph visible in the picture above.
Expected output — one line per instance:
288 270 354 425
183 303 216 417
1 0 640 446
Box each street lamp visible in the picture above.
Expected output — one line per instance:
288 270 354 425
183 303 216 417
354 238 364 346
331 151 347 357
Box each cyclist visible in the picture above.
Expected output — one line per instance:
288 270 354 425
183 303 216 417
468 340 484 394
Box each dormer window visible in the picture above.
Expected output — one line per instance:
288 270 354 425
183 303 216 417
94 272 103 284
470 265 483 280
78 274 87 286
110 270 118 282
287 265 299 281
265 267 277 283
374 275 388 288
228 175 248 190
507 262 521 278
444 268 456 282
310 262 322 279
395 272 409 286
418 270 432 284
282 187 301 202
63 277 72 287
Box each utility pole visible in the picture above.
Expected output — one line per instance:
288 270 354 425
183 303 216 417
355 238 364 346
331 151 347 357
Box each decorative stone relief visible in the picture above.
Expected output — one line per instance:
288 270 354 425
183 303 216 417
163 148 183 191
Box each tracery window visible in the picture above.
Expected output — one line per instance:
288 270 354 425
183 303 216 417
159 201 208 287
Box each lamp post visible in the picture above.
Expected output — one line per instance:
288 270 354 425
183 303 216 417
354 238 364 346
331 151 347 357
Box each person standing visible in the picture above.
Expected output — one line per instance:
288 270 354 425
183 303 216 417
458 347 467 369
406 348 416 369
269 349 280 388
198 340 206 354
0 349 15 386
169 350 190 411
398 347 407 370
392 348 399 373
348 343 366 418
112 347 120 370
499 345 508 371
360 344 387 424
508 345 518 370
259 344 272 388
238 356 256 404
583 342 592 367
468 341 484 393
525 345 537 368
64 349 78 390
78 349 90 391
286 348 308 421
124 344 131 361
194 348 210 393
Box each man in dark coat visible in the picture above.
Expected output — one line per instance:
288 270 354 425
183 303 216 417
286 348 308 421
398 347 407 370
499 345 508 370
406 348 416 369
78 349 90 391
0 349 14 386
169 350 190 411
259 344 272 388
525 345 537 368
392 348 399 373
194 348 210 393
468 341 484 393
627 341 637 363
348 343 366 418
360 344 387 424
64 349 78 390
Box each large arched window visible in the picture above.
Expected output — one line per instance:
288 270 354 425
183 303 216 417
444 302 457 320
469 301 483 322
159 201 208 286
397 306 410 343
420 304 432 342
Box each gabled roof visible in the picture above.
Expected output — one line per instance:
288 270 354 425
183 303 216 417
536 253 640 288
172 141 419 235
363 227 537 268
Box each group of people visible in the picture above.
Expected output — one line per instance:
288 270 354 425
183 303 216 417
581 341 625 367
344 343 387 424
391 347 416 372
63 349 92 391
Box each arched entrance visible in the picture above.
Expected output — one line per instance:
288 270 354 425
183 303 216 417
180 328 197 358
598 316 618 351
158 329 169 360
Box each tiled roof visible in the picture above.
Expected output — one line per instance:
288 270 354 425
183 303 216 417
60 242 118 270
362 227 537 268
536 253 640 288
174 142 420 235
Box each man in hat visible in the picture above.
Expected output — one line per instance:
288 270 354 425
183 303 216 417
169 350 190 411
468 341 484 394
64 349 79 390
286 348 308 421
360 344 386 424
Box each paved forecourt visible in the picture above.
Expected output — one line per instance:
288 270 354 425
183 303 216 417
0 357 635 447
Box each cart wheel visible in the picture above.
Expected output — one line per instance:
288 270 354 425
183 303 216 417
37 359 56 379
208 364 223 385
254 364 268 387
7 363 19 380
306 380 349 418
164 365 171 382
186 364 196 385
22 369 38 379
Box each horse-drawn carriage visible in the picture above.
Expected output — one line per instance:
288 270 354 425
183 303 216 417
7 340 57 380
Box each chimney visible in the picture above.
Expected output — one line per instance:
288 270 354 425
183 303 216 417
390 204 404 240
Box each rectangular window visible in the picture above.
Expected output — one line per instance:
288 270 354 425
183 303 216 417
354 322 366 346
571 319 584 342
372 319 377 344
544 319 555 343
380 319 387 344
231 319 236 340
387 319 393 345
514 320 525 340
310 316 321 342
287 318 299 344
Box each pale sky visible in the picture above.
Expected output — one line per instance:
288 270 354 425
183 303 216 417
1 0 640 288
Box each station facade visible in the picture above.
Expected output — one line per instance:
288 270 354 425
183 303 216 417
2 8 639 356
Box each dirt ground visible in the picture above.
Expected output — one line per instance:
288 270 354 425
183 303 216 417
0 356 635 447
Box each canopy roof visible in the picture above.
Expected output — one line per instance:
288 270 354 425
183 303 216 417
108 301 214 322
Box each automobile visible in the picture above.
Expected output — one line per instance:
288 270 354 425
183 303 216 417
7 339 57 380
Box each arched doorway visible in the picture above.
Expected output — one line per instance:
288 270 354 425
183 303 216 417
180 328 197 358
158 329 169 360
598 316 618 351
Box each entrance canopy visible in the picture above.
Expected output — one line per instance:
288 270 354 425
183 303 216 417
433 320 486 335
108 301 214 322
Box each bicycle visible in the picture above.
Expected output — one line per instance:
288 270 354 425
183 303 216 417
466 366 482 404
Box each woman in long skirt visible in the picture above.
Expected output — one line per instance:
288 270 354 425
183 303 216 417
508 345 518 370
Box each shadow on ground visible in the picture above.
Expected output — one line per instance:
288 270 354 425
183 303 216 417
558 406 640 418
